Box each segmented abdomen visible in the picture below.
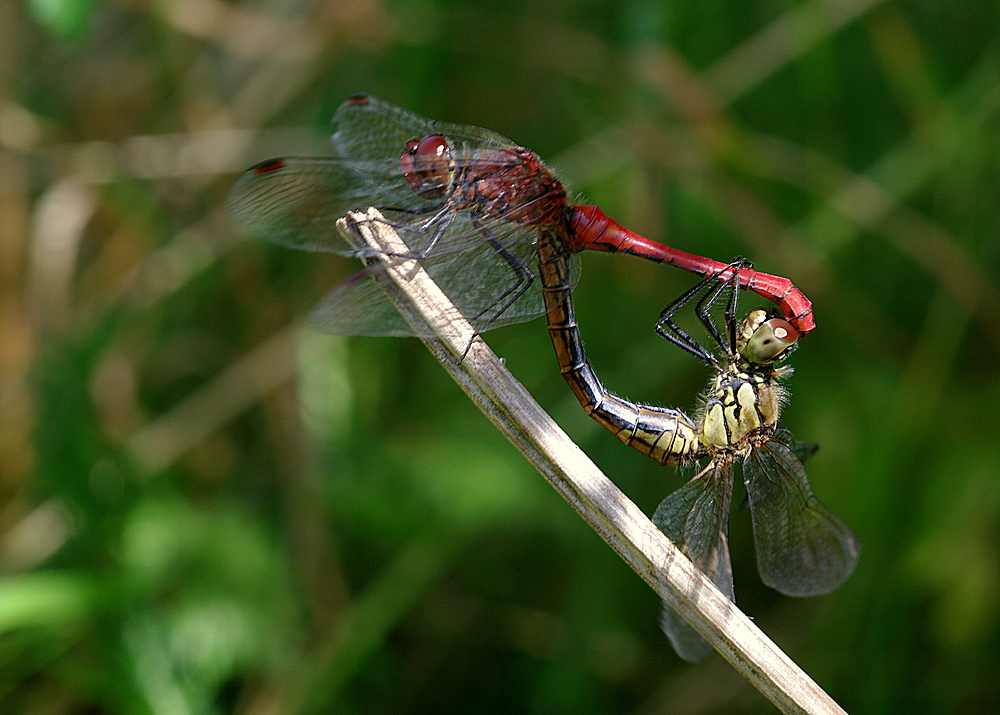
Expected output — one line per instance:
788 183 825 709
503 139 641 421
536 232 701 466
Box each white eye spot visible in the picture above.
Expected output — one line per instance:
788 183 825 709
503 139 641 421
773 327 788 339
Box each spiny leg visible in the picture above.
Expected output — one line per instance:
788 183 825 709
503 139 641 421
655 257 747 365
692 257 749 357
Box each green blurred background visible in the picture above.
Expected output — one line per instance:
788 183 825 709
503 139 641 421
2 0 999 712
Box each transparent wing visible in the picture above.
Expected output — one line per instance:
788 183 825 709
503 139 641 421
229 95 577 336
227 153 559 258
743 436 860 597
229 94 564 259
311 226 581 336
227 156 414 254
228 95 525 256
331 93 520 161
652 462 735 663
774 427 819 465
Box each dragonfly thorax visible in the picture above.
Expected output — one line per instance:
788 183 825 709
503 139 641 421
695 308 795 452
699 367 784 452
461 148 567 226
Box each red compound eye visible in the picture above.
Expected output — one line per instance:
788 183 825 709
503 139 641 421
412 134 448 163
400 134 452 198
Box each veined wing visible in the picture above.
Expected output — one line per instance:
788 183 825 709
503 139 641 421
229 94 579 336
776 428 819 465
331 93 521 161
228 155 414 254
311 224 581 337
743 435 860 597
230 95 566 262
652 461 735 663
228 152 565 258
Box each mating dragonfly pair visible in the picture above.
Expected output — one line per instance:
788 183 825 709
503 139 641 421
229 94 858 662
538 238 859 661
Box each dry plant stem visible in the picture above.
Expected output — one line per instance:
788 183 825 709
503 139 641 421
337 208 847 715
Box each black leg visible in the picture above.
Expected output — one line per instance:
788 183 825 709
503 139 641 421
656 257 749 365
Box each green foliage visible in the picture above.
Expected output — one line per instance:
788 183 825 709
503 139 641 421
27 0 94 41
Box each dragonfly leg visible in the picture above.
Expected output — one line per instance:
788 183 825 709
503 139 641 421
654 284 717 364
459 195 575 332
361 203 456 259
466 219 536 333
692 257 750 355
656 258 746 366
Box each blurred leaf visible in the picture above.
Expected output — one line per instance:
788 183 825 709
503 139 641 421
0 572 99 631
27 0 94 41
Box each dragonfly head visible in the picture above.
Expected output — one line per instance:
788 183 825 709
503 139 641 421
401 134 454 199
738 310 799 365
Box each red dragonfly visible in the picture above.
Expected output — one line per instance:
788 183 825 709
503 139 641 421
228 94 814 338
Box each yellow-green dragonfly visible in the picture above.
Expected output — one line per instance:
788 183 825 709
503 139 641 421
537 238 859 662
